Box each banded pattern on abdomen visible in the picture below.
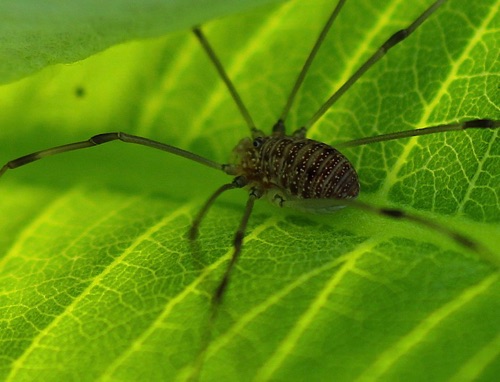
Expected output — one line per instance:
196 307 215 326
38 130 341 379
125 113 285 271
256 136 359 199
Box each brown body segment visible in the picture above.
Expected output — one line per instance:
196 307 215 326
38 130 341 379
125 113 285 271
233 135 359 203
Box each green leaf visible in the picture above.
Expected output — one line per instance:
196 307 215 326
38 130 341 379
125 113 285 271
0 0 499 381
0 0 285 84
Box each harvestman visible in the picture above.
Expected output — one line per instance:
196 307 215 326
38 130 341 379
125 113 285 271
0 0 499 326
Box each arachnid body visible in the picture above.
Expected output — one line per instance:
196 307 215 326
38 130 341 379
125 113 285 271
0 0 498 381
232 133 360 206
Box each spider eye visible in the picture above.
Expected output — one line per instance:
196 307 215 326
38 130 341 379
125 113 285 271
253 137 264 148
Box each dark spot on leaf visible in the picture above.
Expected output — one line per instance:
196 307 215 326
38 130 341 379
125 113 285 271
75 86 86 98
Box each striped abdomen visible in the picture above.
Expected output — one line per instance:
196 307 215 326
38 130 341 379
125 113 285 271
237 136 359 200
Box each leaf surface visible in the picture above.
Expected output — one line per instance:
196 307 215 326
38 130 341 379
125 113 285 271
0 0 499 381
0 0 285 84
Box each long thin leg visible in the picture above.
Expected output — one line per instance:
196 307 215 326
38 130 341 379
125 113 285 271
193 27 257 132
0 132 228 178
212 191 257 309
274 0 347 134
189 176 248 240
336 119 500 148
304 0 446 131
282 198 499 269
189 191 257 381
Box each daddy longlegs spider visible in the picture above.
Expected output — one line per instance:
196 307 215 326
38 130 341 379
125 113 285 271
1 0 498 380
